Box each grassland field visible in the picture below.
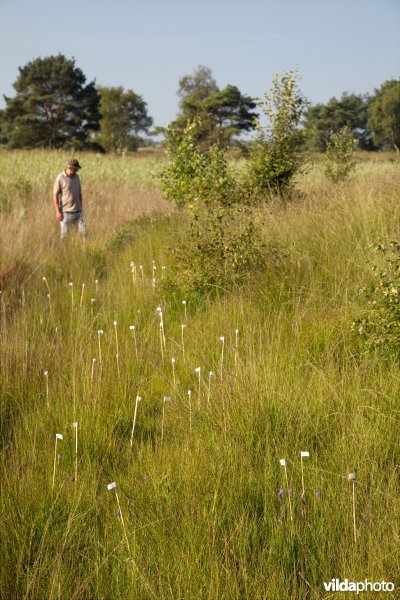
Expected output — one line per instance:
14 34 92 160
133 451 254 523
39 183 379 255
0 149 399 599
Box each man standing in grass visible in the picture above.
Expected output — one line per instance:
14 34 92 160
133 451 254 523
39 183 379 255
53 158 87 240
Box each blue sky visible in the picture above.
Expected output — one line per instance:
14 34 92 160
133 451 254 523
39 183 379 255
1 0 399 128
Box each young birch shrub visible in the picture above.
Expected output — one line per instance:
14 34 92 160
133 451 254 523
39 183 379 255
160 119 237 208
324 126 358 182
352 241 400 355
243 71 307 201
160 118 269 298
164 204 267 299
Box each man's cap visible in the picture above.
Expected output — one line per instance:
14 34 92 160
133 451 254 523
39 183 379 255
66 158 82 170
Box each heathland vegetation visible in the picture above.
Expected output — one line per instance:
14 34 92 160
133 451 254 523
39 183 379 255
1 62 399 599
1 55 399 153
1 141 399 597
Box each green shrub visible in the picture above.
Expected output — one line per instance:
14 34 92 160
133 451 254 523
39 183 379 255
352 241 400 354
158 80 305 297
324 126 358 183
163 205 268 299
160 120 237 208
243 71 307 199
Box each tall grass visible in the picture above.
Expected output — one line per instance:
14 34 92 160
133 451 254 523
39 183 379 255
0 150 399 599
0 149 170 269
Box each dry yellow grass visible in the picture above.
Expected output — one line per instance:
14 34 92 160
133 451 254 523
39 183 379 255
0 150 171 269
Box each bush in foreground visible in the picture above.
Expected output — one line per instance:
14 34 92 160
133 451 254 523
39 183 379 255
353 241 400 355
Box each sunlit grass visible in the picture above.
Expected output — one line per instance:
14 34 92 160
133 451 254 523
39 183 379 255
0 150 399 598
0 149 170 268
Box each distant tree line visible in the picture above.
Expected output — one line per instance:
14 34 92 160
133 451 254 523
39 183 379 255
303 81 400 152
0 55 154 153
0 54 399 153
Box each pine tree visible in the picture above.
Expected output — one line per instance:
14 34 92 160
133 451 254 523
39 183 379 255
3 54 101 149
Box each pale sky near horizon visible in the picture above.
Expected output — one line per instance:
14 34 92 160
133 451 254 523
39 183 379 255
0 0 399 129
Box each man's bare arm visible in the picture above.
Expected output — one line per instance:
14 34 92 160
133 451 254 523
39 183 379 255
53 193 63 221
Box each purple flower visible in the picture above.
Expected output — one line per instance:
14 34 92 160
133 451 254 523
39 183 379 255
289 488 293 495
57 454 61 461
316 490 321 498
277 488 285 500
116 510 121 517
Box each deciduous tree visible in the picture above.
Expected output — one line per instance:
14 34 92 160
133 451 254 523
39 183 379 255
303 93 371 151
368 79 400 152
244 71 308 197
96 86 153 152
177 65 218 103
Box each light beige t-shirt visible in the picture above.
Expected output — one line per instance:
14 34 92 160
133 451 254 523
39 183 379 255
54 171 82 212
